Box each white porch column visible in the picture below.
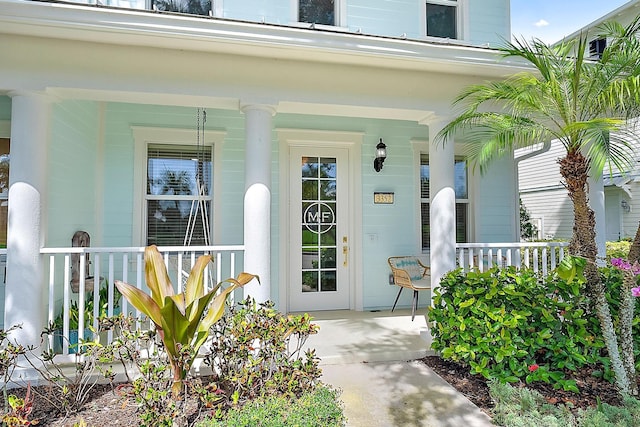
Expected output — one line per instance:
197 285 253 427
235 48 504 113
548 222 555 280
426 116 456 304
241 103 275 303
5 91 50 347
588 173 606 265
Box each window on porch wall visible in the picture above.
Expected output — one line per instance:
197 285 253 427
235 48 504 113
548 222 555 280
146 143 213 246
420 154 468 251
426 0 458 39
298 0 335 26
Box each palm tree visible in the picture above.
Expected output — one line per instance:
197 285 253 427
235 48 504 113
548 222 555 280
437 18 640 394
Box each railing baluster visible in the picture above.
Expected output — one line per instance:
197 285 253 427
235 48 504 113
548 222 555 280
452 242 569 277
135 252 143 327
63 254 70 355
78 254 86 344
216 253 222 286
92 253 100 340
48 255 55 351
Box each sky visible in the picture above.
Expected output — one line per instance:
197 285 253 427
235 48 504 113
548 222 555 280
510 0 631 44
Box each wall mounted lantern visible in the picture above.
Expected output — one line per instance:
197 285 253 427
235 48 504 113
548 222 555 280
622 199 631 213
374 138 387 172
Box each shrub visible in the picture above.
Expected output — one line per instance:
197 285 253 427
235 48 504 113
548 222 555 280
606 241 631 261
198 385 345 427
204 297 321 409
428 267 604 391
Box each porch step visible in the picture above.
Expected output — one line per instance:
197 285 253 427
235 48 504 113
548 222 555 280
303 309 433 365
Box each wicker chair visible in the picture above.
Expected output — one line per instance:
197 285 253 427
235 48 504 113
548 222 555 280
388 256 431 321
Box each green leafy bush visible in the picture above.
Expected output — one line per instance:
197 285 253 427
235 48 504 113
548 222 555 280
198 385 345 427
606 241 632 261
204 297 321 408
428 267 605 391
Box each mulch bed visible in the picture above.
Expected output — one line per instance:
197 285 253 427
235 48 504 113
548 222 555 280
2 357 630 425
421 355 625 416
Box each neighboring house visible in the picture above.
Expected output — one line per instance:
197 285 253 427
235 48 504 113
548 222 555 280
518 0 640 244
1 0 537 350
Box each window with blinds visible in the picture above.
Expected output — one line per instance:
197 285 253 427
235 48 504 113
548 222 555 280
420 154 468 251
146 143 212 246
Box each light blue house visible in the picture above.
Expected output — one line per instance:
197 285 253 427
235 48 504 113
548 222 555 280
0 0 535 350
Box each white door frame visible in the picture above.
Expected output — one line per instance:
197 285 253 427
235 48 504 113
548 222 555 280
277 128 363 313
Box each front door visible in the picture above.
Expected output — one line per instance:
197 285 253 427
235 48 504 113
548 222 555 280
289 147 350 311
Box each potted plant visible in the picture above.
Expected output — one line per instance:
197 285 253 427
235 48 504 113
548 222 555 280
53 281 121 354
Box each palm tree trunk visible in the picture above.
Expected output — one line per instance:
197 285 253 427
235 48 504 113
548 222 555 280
559 151 632 394
620 270 638 394
628 222 640 263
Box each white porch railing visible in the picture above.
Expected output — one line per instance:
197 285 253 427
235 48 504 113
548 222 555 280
40 245 244 355
455 242 569 276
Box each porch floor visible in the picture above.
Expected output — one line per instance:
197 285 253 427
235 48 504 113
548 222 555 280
300 309 494 427
303 308 433 364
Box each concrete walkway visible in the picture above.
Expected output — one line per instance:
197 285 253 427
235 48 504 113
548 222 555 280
305 309 494 427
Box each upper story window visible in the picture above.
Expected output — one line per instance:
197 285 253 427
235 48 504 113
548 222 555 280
426 0 458 39
151 0 212 15
299 0 335 26
589 38 607 59
420 154 468 251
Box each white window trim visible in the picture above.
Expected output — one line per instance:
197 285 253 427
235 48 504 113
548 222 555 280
412 138 472 252
213 0 223 18
421 0 467 41
131 126 225 246
290 0 347 29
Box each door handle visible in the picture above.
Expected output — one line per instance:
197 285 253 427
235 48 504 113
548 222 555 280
342 245 349 267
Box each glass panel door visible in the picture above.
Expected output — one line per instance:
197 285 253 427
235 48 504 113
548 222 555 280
290 147 349 311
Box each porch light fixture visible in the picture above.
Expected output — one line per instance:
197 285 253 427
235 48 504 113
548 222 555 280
622 199 631 213
374 139 387 172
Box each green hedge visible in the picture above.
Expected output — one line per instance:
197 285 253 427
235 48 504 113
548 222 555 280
428 267 607 391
